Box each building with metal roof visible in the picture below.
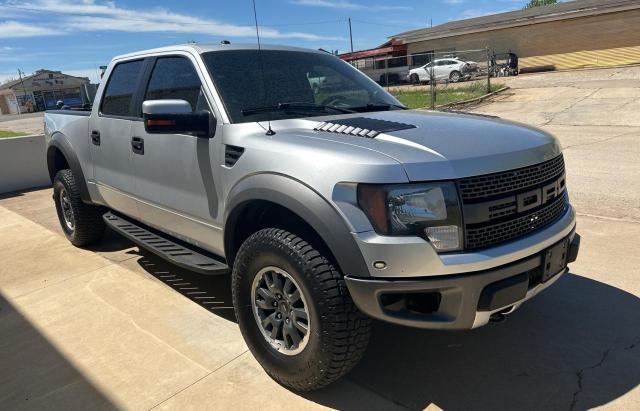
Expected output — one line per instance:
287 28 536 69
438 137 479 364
391 0 640 72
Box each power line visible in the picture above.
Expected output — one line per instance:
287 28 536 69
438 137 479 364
267 19 346 27
351 19 423 29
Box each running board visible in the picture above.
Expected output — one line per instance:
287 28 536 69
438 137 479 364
103 212 229 275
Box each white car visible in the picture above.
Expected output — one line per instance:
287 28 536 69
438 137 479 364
408 57 479 84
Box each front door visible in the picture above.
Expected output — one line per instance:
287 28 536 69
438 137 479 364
130 55 224 254
434 60 449 80
89 59 145 218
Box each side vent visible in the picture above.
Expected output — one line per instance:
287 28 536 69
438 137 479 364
225 145 244 167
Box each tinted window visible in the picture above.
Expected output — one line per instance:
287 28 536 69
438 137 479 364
144 57 202 110
202 50 402 123
101 60 144 117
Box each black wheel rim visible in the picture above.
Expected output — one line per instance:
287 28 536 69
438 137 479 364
59 188 75 231
251 266 310 355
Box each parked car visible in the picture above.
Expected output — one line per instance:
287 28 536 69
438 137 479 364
408 57 480 83
44 43 579 392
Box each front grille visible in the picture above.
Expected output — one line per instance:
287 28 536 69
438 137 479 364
458 155 568 250
465 193 568 249
458 154 565 202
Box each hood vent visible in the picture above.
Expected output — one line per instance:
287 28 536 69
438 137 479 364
225 145 244 167
314 117 416 138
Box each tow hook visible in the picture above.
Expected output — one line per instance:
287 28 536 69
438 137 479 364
489 312 506 323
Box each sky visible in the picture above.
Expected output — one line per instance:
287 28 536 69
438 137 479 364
0 0 536 84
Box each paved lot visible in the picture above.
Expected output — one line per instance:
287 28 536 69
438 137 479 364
0 112 44 135
0 67 639 410
471 66 640 222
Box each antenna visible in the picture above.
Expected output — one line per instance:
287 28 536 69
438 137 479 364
252 0 275 136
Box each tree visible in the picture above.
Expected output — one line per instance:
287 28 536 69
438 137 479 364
524 0 557 9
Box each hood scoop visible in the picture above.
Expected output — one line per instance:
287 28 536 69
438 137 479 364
314 117 416 138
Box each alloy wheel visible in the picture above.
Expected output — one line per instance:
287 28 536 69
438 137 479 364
251 266 310 355
59 188 75 231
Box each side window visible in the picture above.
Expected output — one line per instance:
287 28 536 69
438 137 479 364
101 60 144 117
144 57 202 111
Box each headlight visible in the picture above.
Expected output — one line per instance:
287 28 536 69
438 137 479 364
358 182 463 251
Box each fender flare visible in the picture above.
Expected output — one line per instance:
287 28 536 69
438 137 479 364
47 133 92 203
224 173 370 277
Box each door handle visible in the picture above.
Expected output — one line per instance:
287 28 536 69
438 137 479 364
131 136 144 155
91 130 100 146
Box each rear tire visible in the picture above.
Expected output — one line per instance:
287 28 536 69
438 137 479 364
232 228 371 391
53 169 105 246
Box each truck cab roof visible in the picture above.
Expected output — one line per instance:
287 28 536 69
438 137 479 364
113 43 327 62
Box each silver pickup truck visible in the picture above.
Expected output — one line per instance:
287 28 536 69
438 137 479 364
44 43 579 391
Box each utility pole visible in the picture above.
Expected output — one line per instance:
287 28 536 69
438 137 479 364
348 17 354 53
17 69 28 115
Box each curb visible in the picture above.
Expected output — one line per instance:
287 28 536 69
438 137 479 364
0 133 44 140
436 86 510 109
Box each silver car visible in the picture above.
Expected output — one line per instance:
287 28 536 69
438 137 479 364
44 43 579 391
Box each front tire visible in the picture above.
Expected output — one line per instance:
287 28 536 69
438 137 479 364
450 70 461 83
53 169 105 246
232 228 371 391
410 73 420 84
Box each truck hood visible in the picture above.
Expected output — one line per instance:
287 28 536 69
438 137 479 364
277 110 561 181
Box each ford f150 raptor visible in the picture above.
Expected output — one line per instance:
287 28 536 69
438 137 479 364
44 43 580 391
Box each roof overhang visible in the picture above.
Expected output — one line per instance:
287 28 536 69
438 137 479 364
393 1 640 44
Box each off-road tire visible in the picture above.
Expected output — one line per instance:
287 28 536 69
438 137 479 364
232 228 371 391
53 169 105 246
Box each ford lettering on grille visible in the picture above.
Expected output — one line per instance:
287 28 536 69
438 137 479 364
457 155 569 250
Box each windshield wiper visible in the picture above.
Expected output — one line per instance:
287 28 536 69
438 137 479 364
241 102 355 116
347 102 408 112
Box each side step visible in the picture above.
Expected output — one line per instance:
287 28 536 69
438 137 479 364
103 212 229 275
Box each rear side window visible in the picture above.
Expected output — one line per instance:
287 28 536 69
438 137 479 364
144 57 202 111
101 60 144 117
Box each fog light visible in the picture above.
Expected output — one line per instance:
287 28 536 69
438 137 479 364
424 225 460 251
373 261 387 269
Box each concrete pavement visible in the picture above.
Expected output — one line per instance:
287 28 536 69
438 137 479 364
0 112 43 135
470 66 640 222
0 198 403 411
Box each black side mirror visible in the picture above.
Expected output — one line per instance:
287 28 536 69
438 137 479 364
142 99 216 138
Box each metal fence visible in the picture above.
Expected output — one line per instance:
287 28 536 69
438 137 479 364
348 48 509 110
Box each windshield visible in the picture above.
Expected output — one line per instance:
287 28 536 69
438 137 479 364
202 49 404 123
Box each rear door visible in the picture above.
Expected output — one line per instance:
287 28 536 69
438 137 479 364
129 54 225 254
89 59 145 217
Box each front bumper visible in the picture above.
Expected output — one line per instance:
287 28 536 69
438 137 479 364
345 231 580 330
